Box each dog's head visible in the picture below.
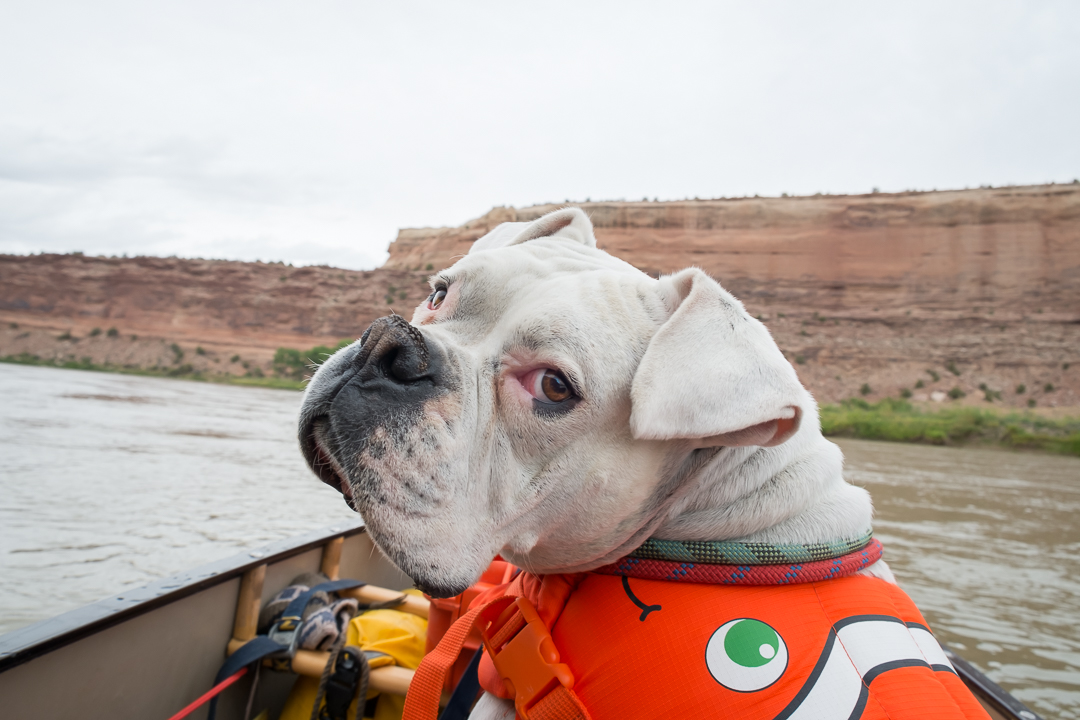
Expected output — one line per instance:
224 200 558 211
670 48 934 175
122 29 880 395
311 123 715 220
299 207 812 596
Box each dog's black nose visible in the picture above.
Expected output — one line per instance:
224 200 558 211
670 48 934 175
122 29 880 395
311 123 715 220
354 315 435 386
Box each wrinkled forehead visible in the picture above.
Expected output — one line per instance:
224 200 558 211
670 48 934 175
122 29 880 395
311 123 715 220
457 238 639 286
428 240 667 374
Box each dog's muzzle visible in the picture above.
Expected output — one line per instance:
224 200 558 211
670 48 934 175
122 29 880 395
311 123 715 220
298 315 445 503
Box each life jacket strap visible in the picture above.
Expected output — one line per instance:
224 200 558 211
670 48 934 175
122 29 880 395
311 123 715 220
404 598 493 720
402 594 591 720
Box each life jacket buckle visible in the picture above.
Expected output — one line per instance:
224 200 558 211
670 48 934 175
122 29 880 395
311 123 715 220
480 596 575 720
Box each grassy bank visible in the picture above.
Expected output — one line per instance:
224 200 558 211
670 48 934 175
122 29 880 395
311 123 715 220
821 398 1080 456
0 352 306 390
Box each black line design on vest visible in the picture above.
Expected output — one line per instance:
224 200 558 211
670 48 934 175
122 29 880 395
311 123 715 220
620 575 661 621
771 615 958 720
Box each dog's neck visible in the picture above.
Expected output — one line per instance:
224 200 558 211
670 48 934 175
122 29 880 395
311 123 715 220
651 431 873 547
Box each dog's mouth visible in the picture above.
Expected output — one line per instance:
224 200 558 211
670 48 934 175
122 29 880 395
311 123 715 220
302 418 354 507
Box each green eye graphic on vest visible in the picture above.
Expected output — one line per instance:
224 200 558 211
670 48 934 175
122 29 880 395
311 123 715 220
707 618 790 691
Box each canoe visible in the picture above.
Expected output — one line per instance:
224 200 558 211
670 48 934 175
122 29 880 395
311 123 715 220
0 520 1043 720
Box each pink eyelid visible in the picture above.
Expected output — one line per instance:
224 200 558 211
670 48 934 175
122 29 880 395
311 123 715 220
518 368 547 400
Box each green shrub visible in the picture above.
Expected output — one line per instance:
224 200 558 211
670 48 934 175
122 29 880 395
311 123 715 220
195 346 206 355
900 388 912 399
425 263 434 271
89 328 101 337
273 339 353 380
914 379 924 389
272 348 306 379
795 355 806 364
948 386 965 400
926 369 940 382
58 330 72 341
860 383 872 396
170 343 184 361
1016 384 1026 394
106 327 119 338
946 361 961 376
230 354 240 363
1028 398 1037 408
1044 383 1055 393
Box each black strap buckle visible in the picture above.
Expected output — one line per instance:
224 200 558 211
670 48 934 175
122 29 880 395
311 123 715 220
320 646 369 720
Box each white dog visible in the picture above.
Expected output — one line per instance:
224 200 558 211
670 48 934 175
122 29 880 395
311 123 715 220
300 208 988 720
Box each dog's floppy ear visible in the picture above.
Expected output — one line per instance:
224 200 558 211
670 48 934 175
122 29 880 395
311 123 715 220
631 268 806 448
470 207 596 254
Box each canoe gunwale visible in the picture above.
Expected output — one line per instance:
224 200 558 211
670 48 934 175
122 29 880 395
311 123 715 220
943 646 1043 720
0 519 1045 720
0 518 367 674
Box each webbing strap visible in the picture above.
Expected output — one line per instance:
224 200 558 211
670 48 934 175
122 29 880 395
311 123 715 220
402 596 590 720
530 685 589 720
437 648 483 720
208 579 366 720
274 579 366 633
207 636 285 720
403 600 493 720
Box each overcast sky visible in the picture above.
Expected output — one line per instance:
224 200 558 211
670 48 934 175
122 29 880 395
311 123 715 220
1 1 1077 269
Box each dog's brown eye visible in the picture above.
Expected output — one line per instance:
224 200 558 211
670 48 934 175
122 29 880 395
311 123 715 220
521 367 578 407
540 370 571 403
428 288 447 310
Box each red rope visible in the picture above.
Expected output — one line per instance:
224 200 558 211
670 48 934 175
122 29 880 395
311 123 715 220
166 667 247 720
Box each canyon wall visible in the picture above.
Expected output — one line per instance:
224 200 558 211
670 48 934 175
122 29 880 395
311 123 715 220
1 184 1077 407
385 184 1080 319
0 254 428 373
385 184 1080 408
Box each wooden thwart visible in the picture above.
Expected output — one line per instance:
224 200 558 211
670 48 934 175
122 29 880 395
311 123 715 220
342 585 430 620
319 537 345 580
232 564 266 643
224 638 417 695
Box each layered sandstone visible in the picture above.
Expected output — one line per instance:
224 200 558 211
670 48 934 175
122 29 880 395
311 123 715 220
1 184 1077 408
0 254 429 372
384 184 1080 409
385 184 1080 319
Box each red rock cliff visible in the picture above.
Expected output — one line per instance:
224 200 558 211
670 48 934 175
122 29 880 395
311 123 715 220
1 185 1077 407
385 184 1080 318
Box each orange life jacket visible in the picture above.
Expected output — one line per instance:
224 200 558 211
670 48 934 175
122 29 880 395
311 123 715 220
406 571 990 720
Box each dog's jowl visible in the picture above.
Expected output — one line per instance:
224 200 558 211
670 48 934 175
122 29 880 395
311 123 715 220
299 207 990 719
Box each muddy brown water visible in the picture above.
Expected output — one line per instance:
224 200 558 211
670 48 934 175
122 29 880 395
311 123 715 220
1 364 1077 718
836 438 1080 718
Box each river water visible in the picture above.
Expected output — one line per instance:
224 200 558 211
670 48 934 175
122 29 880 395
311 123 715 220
0 364 1078 718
